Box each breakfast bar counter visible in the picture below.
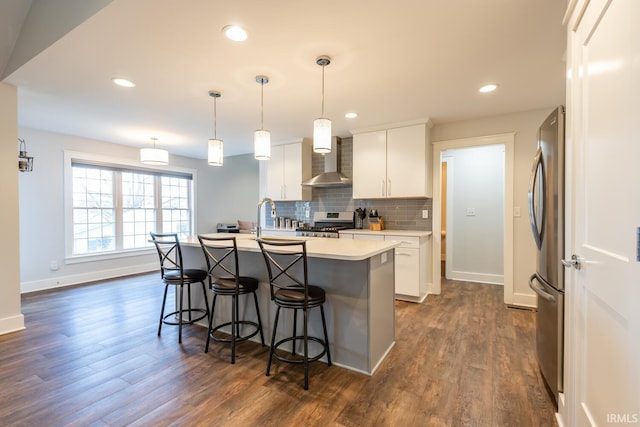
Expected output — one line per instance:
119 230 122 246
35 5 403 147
178 233 398 375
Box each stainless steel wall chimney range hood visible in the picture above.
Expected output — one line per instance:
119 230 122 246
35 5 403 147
302 136 352 187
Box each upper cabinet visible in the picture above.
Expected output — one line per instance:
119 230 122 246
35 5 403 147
352 122 432 199
260 139 312 201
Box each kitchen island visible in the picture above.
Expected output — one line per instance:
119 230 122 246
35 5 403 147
177 234 399 375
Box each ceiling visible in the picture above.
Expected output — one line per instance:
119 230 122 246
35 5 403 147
3 0 567 160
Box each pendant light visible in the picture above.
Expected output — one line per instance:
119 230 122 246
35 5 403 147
313 55 332 154
140 137 169 165
254 75 271 160
208 90 223 166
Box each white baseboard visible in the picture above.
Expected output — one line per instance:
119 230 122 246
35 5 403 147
426 281 441 295
450 270 504 285
0 314 25 335
509 291 537 308
21 263 158 293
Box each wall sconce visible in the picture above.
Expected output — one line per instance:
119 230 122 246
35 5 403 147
18 138 34 172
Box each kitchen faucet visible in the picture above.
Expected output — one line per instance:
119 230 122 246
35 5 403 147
256 197 277 240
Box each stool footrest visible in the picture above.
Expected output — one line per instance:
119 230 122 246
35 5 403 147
272 335 328 364
209 320 261 343
162 308 208 326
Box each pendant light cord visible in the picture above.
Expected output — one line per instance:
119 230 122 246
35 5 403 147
321 64 325 116
213 96 217 139
260 80 264 129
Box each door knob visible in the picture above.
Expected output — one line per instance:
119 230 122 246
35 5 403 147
561 254 582 270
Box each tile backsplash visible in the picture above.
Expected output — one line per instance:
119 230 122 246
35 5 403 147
268 137 432 231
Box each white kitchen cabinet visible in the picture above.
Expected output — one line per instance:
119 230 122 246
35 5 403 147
351 233 384 241
351 130 387 198
394 247 419 296
352 123 431 199
261 139 312 201
341 230 431 302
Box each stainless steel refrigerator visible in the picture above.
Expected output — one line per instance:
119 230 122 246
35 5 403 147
528 106 565 405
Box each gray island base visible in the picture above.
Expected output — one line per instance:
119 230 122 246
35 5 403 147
178 234 398 375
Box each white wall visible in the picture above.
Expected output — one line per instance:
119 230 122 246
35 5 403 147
445 145 504 284
0 82 25 333
18 127 259 293
432 107 555 305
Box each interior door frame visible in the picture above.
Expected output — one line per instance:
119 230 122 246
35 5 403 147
430 133 515 304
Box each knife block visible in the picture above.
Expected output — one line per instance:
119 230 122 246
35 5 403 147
369 217 385 231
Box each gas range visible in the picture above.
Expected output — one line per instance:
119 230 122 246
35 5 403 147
296 211 355 238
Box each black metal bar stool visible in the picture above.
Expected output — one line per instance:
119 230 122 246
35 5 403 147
198 235 265 363
257 238 332 390
150 232 210 344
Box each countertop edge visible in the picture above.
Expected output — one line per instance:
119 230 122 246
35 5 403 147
179 233 400 261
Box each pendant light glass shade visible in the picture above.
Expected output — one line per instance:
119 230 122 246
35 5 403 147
254 129 271 160
254 75 271 160
140 138 168 165
313 55 332 154
207 90 223 166
313 118 332 153
208 138 223 166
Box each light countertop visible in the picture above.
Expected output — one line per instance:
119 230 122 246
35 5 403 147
339 229 432 238
180 233 399 261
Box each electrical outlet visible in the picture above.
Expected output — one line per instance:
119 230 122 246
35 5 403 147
514 206 521 217
381 252 388 264
422 210 429 219
50 261 59 271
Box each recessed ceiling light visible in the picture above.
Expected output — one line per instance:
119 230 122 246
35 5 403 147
345 112 358 119
479 84 498 93
222 25 248 42
112 78 135 88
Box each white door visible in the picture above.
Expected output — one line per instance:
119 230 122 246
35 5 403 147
566 0 640 425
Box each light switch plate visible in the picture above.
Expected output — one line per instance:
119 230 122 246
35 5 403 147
422 210 429 219
466 208 476 216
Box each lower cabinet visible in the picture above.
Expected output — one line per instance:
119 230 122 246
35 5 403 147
342 232 431 302
394 247 420 297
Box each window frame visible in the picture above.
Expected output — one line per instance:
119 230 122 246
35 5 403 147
64 150 197 264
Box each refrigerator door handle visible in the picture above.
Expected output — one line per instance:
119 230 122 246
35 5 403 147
528 148 545 250
528 274 556 303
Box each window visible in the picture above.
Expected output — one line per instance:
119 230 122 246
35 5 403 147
66 152 194 259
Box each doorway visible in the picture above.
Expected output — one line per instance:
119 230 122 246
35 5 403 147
430 133 516 304
442 145 505 284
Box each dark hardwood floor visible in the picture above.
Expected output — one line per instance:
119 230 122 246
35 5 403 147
0 274 557 426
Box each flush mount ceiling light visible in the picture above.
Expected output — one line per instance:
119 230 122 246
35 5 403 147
111 78 136 88
208 90 223 166
222 25 247 41
254 75 271 160
345 112 358 119
479 83 498 93
313 55 332 154
140 137 169 165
